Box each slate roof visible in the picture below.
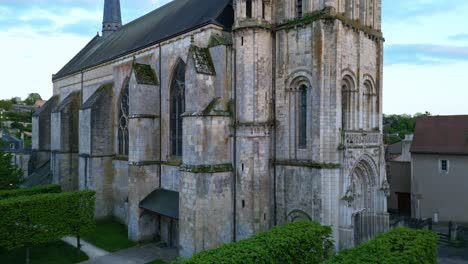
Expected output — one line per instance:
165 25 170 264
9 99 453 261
139 189 179 219
411 115 468 155
54 0 234 80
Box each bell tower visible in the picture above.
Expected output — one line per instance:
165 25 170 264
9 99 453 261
233 0 275 240
102 0 122 36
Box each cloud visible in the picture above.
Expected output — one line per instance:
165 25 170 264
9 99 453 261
385 44 468 65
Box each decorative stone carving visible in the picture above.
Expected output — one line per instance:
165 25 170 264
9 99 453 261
380 179 390 197
342 181 357 207
344 132 381 148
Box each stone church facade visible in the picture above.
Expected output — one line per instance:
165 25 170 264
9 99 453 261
32 0 389 257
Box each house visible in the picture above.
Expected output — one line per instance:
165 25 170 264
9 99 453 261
31 0 388 256
386 135 412 216
411 116 468 223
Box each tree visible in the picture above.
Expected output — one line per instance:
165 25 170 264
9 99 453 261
0 100 13 111
24 93 42 106
0 142 24 190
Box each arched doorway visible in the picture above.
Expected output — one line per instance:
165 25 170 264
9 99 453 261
342 156 379 246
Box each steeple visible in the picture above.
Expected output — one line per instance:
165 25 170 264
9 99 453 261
102 0 122 36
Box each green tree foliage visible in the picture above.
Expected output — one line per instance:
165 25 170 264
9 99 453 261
0 185 61 200
4 112 32 123
383 112 431 144
324 227 438 264
24 93 42 106
173 220 333 264
0 144 24 190
0 100 13 111
0 190 96 251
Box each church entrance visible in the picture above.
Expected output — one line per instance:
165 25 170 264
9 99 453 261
342 156 384 247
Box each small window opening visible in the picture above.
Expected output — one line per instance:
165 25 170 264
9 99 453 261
441 160 448 172
264 213 266 221
241 163 244 171
241 37 244 46
297 0 303 18
246 0 252 18
242 200 245 208
262 1 266 19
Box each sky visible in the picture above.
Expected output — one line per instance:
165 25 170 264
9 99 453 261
0 0 466 115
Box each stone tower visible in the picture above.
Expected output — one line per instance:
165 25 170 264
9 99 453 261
102 0 122 36
233 0 274 240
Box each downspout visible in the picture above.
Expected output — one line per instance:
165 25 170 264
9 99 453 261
158 44 162 189
232 46 237 242
272 30 277 226
80 70 88 189
158 44 163 236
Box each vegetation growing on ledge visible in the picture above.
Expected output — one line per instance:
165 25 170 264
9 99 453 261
133 63 159 86
275 160 341 169
180 164 233 173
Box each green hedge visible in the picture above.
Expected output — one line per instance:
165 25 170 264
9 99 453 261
0 190 95 250
324 227 438 264
0 184 61 200
173 220 333 264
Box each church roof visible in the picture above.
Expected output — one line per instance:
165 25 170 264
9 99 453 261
54 0 234 81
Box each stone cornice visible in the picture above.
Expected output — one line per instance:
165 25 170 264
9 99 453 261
180 163 233 173
275 159 341 169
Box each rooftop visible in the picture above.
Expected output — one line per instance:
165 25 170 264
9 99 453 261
411 115 468 155
54 0 233 80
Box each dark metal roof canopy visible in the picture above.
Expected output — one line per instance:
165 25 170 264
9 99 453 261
139 189 179 219
54 0 234 80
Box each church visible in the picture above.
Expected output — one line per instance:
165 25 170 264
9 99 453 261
31 0 389 258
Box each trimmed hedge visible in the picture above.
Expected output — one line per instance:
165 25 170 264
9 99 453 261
173 220 333 264
0 190 95 250
0 184 61 200
324 227 438 264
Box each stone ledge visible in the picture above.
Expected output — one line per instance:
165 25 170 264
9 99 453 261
275 159 341 169
128 114 159 119
180 163 233 173
128 160 161 166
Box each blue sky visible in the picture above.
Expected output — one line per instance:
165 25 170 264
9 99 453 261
0 0 466 115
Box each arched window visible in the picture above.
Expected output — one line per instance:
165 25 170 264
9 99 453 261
170 60 186 157
342 75 355 131
246 0 252 18
297 0 303 17
298 85 307 149
363 80 376 130
118 81 129 156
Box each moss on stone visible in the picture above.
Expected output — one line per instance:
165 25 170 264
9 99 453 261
275 160 341 169
133 63 159 85
180 164 233 173
189 45 216 75
208 34 232 48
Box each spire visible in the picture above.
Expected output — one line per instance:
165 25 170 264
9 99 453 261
102 0 122 36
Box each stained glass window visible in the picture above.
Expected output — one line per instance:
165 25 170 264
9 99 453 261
118 82 129 156
170 61 186 157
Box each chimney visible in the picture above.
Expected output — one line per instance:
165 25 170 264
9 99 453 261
102 0 122 36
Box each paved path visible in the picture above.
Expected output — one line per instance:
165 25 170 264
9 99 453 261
62 236 109 259
79 243 178 264
438 244 468 264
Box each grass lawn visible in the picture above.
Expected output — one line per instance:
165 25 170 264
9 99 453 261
0 240 88 264
82 218 137 252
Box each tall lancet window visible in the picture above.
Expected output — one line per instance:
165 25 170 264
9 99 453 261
298 85 307 149
297 0 303 17
170 60 186 157
118 81 129 156
246 0 252 18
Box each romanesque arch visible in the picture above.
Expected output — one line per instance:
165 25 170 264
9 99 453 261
362 77 377 131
